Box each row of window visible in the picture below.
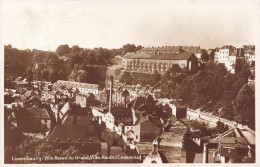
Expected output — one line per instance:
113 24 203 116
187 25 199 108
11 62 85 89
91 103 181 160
220 50 229 54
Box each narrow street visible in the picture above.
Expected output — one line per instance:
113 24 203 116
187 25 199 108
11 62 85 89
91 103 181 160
187 108 255 145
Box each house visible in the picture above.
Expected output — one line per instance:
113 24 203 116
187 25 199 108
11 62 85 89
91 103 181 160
244 45 255 66
91 106 115 130
41 90 55 102
207 127 255 163
26 107 52 131
47 115 101 155
75 93 96 108
214 46 247 74
15 82 28 93
111 107 133 126
171 104 187 119
104 112 114 130
91 106 109 124
54 102 70 122
111 89 130 107
15 106 52 132
219 137 251 163
56 80 99 95
97 91 108 103
125 130 135 143
134 115 163 142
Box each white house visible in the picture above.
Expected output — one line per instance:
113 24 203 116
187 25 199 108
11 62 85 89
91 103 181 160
218 49 229 64
104 112 114 130
56 80 99 96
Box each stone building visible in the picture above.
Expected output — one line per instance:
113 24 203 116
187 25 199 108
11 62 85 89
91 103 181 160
56 80 99 95
122 46 199 74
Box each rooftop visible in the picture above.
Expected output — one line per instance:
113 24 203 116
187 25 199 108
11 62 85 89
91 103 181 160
56 80 99 90
26 107 50 119
47 124 99 143
124 52 195 60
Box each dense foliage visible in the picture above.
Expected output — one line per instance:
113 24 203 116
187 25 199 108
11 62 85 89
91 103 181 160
120 61 254 129
5 44 142 87
174 62 254 129
4 137 99 163
187 120 229 137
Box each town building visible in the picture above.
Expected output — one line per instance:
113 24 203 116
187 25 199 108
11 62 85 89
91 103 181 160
171 104 187 119
134 115 163 142
111 107 133 126
244 45 255 66
75 93 96 108
15 106 52 132
206 127 255 163
56 80 99 95
47 115 101 155
122 46 199 74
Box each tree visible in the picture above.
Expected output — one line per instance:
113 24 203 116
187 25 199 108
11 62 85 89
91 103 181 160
234 84 255 129
220 100 234 120
170 64 182 74
46 52 58 62
120 71 132 85
235 58 245 74
200 49 209 62
26 66 33 82
208 49 215 61
151 70 161 85
41 70 49 80
135 45 143 51
215 121 228 134
56 45 70 56
33 51 46 63
70 45 81 53
49 69 58 82
121 44 137 55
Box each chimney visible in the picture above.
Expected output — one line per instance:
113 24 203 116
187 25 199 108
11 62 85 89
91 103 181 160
203 142 208 163
109 76 113 113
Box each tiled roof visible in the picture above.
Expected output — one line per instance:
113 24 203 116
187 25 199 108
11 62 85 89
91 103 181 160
56 80 99 90
140 46 180 53
48 115 99 143
47 124 99 143
92 106 109 113
124 52 195 60
175 104 186 109
221 137 248 144
111 107 132 118
26 107 50 119
181 46 201 53
139 46 201 53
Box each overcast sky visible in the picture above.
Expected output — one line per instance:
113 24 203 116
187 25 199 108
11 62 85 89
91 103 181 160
0 0 259 51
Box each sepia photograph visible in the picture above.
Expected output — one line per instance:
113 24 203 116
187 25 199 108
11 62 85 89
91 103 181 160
0 0 259 166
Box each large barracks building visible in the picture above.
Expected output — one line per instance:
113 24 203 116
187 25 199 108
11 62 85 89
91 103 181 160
122 46 200 74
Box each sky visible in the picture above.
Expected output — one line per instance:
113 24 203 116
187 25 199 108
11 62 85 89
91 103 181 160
0 0 259 51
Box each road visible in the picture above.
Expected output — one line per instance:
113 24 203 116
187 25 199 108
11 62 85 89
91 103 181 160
186 108 255 145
